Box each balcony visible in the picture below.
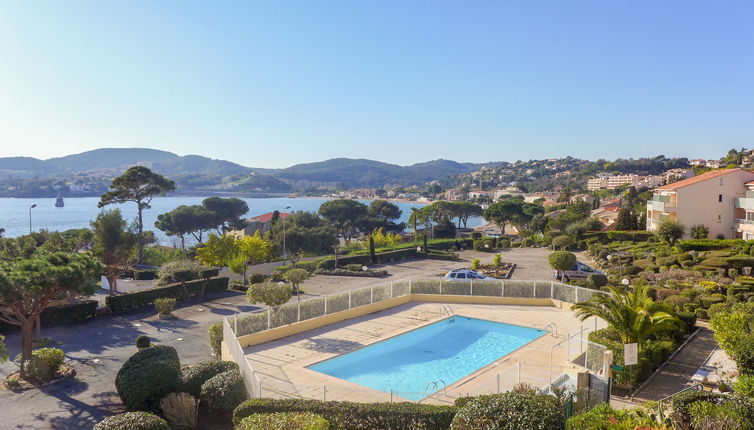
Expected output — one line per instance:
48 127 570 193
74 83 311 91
648 199 676 212
735 198 754 210
735 219 754 235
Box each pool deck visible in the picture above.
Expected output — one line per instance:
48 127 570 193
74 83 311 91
243 302 603 404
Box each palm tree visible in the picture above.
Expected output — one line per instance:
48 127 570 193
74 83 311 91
572 284 681 347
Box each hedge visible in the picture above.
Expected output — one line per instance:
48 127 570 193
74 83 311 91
93 412 170 430
115 345 182 412
106 277 229 312
583 231 654 243
181 359 239 395
0 300 99 335
451 391 565 430
236 412 329 430
678 239 746 252
233 398 456 430
201 369 248 411
671 390 726 425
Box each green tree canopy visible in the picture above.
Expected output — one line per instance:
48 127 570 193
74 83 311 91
99 166 176 263
91 209 136 295
548 251 576 273
450 201 483 229
0 252 100 377
318 199 369 243
201 197 249 233
572 284 681 346
271 211 337 265
155 205 215 248
656 219 685 244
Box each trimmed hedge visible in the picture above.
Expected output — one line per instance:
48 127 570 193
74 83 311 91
451 391 565 430
106 277 229 312
233 398 456 430
181 359 239 395
583 231 654 243
200 369 248 411
93 412 170 430
236 412 329 430
678 239 745 252
0 300 99 335
115 345 182 412
671 390 726 425
209 321 223 358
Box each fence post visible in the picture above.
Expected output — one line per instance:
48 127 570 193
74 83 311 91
297 301 301 322
409 278 412 294
370 285 374 304
470 279 474 296
496 373 500 393
501 280 505 297
550 281 554 299
390 281 393 298
440 281 443 295
324 294 328 315
518 361 522 384
348 289 352 309
323 386 327 402
532 281 536 298
267 309 271 330
390 389 394 403
575 286 580 303
234 314 238 334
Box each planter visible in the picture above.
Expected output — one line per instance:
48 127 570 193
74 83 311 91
4 364 76 392
158 313 175 320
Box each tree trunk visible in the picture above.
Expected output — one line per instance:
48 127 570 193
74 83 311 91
107 275 118 295
180 236 185 250
137 205 144 264
20 319 34 379
242 262 248 286
34 314 41 340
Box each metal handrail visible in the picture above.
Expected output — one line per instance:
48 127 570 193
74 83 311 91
658 384 704 408
544 322 558 337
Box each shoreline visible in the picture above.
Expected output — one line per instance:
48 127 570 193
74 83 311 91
0 194 429 206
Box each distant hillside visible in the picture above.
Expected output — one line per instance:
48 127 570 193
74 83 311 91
270 158 483 187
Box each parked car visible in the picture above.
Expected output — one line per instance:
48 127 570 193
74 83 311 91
554 261 604 282
444 269 493 281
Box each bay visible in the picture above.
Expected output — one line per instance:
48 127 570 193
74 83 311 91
0 197 483 246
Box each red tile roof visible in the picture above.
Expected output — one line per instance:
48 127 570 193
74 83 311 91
250 212 291 223
654 168 746 190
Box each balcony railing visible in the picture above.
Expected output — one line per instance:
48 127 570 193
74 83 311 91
652 194 671 203
747 191 754 199
735 198 754 210
736 218 754 225
648 199 676 212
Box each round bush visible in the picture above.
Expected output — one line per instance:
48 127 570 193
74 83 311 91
25 347 65 382
587 273 608 289
115 345 181 412
135 335 151 349
93 412 170 430
181 359 239 395
236 412 329 430
208 321 223 358
734 335 754 375
249 273 267 284
201 369 248 411
450 392 565 430
548 251 576 273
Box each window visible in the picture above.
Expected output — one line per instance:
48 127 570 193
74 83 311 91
747 212 754 222
718 214 723 223
719 194 723 202
457 273 466 279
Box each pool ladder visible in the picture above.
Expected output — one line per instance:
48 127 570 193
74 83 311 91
544 322 558 337
424 379 447 397
440 305 455 318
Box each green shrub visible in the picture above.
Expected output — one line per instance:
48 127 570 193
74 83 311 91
181 359 239 395
249 273 267 284
450 391 564 430
587 273 608 289
734 336 754 375
115 345 181 412
736 374 754 399
471 258 480 270
154 298 176 315
133 269 158 281
201 369 247 411
343 264 363 272
670 390 726 424
106 278 229 312
552 235 574 250
157 259 203 285
493 253 501 266
689 398 754 430
236 412 329 430
728 255 754 269
25 347 65 381
565 403 658 430
676 310 697 331
679 239 745 251
699 293 726 309
209 321 223 358
40 300 99 326
233 398 456 430
93 412 170 430
135 335 151 349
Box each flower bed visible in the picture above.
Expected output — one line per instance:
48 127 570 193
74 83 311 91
477 263 516 279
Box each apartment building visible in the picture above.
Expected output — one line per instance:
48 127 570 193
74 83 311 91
646 168 754 239
587 174 662 191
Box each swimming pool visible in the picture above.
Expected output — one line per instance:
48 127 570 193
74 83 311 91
307 316 544 398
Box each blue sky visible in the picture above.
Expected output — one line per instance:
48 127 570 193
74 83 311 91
0 1 752 168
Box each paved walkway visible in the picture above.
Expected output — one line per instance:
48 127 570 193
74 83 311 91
632 323 718 401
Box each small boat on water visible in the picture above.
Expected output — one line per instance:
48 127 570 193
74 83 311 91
55 193 64 207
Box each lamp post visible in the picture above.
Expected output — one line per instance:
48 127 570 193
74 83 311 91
282 206 291 265
29 204 37 234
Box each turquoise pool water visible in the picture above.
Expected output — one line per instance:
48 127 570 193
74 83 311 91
307 316 544 398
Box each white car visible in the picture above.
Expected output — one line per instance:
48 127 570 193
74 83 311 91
554 261 605 282
444 269 493 281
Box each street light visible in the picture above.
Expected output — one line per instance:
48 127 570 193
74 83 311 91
621 278 630 286
29 204 37 234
